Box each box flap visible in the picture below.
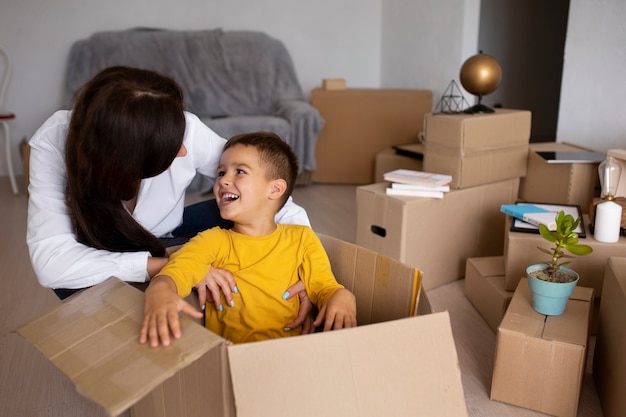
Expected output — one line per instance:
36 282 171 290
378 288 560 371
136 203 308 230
227 311 467 417
469 256 504 277
318 233 421 322
543 285 592 347
502 279 592 346
543 299 590 347
16 278 224 417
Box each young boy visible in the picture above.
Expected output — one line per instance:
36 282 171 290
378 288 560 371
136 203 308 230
140 132 357 346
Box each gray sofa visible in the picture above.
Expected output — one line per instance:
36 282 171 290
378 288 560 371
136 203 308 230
64 28 323 190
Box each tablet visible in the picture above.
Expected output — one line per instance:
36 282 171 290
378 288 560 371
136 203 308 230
536 151 605 164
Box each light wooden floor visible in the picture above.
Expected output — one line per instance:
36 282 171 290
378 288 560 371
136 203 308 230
0 179 605 417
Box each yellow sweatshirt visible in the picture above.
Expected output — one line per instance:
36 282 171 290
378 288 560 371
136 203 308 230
159 224 344 343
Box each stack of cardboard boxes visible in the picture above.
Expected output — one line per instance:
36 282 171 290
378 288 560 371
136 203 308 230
357 109 531 290
465 148 626 416
463 141 609 333
363 108 626 416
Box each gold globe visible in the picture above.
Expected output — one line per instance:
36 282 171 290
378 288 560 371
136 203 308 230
459 53 502 96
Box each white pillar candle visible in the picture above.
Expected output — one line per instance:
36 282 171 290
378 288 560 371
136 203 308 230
594 200 623 243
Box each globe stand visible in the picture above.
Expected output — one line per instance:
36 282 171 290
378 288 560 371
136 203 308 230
464 95 495 114
459 52 502 114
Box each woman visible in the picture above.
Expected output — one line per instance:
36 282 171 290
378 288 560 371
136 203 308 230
27 67 311 329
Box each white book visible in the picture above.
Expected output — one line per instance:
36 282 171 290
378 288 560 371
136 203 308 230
383 169 452 186
391 183 450 192
518 212 558 230
386 187 444 199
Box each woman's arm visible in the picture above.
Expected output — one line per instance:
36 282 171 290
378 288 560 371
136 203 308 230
26 112 151 289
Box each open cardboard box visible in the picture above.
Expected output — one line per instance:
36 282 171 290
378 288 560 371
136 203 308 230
17 234 468 417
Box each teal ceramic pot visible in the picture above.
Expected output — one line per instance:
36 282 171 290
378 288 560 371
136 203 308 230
526 264 579 316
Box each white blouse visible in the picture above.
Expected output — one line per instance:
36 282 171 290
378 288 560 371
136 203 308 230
26 110 310 289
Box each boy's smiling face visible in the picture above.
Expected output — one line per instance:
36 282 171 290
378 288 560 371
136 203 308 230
214 144 282 229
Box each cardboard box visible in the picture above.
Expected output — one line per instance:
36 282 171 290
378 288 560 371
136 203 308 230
356 178 519 290
311 88 432 184
491 278 593 417
464 256 514 333
518 142 601 210
321 78 346 90
374 144 423 183
502 216 626 296
593 256 626 417
17 234 468 417
423 109 530 189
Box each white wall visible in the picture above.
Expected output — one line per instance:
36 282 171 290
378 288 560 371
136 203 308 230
0 0 383 176
380 0 480 107
557 0 626 151
1 0 624 179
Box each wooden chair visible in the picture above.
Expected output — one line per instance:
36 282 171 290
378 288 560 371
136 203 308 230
0 45 18 195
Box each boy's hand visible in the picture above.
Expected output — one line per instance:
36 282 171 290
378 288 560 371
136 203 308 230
140 276 203 348
195 267 238 311
314 288 357 331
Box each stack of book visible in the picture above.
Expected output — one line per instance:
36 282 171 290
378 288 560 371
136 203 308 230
501 202 587 235
383 169 452 199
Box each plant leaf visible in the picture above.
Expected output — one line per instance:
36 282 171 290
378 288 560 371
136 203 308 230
565 244 593 256
539 224 558 243
537 246 553 256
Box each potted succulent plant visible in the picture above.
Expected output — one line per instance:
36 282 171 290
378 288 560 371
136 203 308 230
526 210 593 315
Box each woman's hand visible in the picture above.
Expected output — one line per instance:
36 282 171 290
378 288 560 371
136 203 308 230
313 288 357 331
282 281 315 334
195 267 238 311
140 276 203 348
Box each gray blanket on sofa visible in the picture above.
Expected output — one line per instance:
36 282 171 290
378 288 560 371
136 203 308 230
64 28 323 173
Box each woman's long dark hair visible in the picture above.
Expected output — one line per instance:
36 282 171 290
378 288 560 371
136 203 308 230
65 66 186 257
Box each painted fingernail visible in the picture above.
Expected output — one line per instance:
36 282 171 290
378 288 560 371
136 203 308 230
219 304 223 312
282 291 290 300
230 300 235 307
284 327 291 332
233 286 239 294
201 304 206 311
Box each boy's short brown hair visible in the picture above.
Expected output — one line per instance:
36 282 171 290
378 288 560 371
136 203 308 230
223 132 299 207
